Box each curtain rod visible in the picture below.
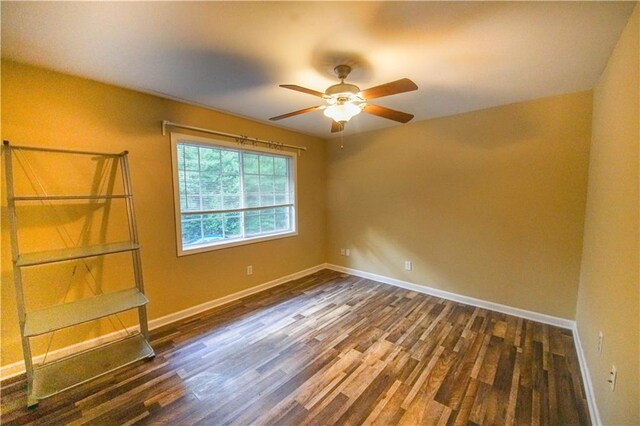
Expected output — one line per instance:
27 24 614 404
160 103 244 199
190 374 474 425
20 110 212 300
161 120 307 154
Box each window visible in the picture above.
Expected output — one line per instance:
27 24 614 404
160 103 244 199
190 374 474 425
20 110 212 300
171 133 297 255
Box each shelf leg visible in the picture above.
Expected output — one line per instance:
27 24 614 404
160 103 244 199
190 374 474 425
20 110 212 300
27 395 39 408
4 142 38 409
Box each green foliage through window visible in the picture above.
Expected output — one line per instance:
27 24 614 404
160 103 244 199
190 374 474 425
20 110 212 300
176 141 295 250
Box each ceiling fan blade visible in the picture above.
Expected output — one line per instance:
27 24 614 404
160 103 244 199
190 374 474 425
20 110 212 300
360 78 418 100
363 104 414 123
269 105 324 121
331 121 344 133
280 84 325 98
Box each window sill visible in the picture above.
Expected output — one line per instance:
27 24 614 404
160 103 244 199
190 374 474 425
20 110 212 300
176 230 298 256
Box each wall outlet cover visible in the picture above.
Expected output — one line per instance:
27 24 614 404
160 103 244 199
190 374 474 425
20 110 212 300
597 331 603 353
609 365 617 391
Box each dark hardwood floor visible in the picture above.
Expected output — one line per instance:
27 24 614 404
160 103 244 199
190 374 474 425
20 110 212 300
1 269 590 425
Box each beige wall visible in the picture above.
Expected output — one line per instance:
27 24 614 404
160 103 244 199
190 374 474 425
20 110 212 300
326 91 592 320
1 60 326 366
575 5 639 425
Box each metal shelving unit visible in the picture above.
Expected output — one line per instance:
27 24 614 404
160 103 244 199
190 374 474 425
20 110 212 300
2 141 154 408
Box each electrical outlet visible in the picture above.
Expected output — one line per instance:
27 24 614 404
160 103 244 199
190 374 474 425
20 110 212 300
597 331 603 353
608 365 617 391
405 260 412 271
246 265 253 276
345 249 351 257
340 248 346 256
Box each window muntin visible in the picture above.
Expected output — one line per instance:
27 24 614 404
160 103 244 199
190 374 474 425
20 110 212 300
172 134 296 254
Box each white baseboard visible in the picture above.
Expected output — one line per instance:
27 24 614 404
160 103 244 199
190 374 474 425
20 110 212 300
146 263 326 330
324 263 575 329
0 263 326 380
572 324 602 425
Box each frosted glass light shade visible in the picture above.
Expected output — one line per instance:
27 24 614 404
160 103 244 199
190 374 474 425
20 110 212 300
323 102 362 123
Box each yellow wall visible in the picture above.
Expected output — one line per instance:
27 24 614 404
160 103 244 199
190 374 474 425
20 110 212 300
326 91 592 320
575 5 639 425
1 60 327 366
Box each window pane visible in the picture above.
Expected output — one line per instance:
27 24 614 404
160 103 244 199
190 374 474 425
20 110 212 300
202 195 221 210
202 214 223 241
179 172 187 193
274 206 288 215
260 194 275 206
245 193 260 208
244 154 259 174
275 212 290 231
185 171 200 195
244 174 259 193
223 195 241 209
275 193 288 205
223 213 242 239
259 155 274 175
245 211 260 236
274 176 287 192
200 148 221 173
260 212 275 232
222 175 240 195
259 175 274 194
273 157 287 176
182 215 203 246
186 195 201 211
184 145 199 171
177 145 185 171
201 175 221 195
221 151 240 174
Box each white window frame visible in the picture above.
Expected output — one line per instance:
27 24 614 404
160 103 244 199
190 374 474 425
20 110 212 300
170 132 298 256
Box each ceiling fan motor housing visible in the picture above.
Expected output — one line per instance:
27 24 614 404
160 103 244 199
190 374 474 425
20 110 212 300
325 83 361 99
325 64 362 102
334 64 352 80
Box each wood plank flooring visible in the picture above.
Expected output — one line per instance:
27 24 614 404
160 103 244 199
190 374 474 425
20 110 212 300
1 269 591 425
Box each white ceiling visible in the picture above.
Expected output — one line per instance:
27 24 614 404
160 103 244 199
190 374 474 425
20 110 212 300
1 1 635 138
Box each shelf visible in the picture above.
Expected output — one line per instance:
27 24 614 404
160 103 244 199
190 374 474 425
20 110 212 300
24 289 148 337
17 242 140 267
31 333 154 402
12 194 130 201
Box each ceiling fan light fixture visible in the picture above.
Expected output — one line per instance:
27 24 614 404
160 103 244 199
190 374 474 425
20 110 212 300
270 64 417 132
323 101 362 123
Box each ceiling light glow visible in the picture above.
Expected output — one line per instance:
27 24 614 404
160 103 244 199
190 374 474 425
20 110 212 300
323 101 363 123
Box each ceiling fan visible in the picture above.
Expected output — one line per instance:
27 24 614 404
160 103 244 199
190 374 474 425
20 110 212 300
269 65 418 133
